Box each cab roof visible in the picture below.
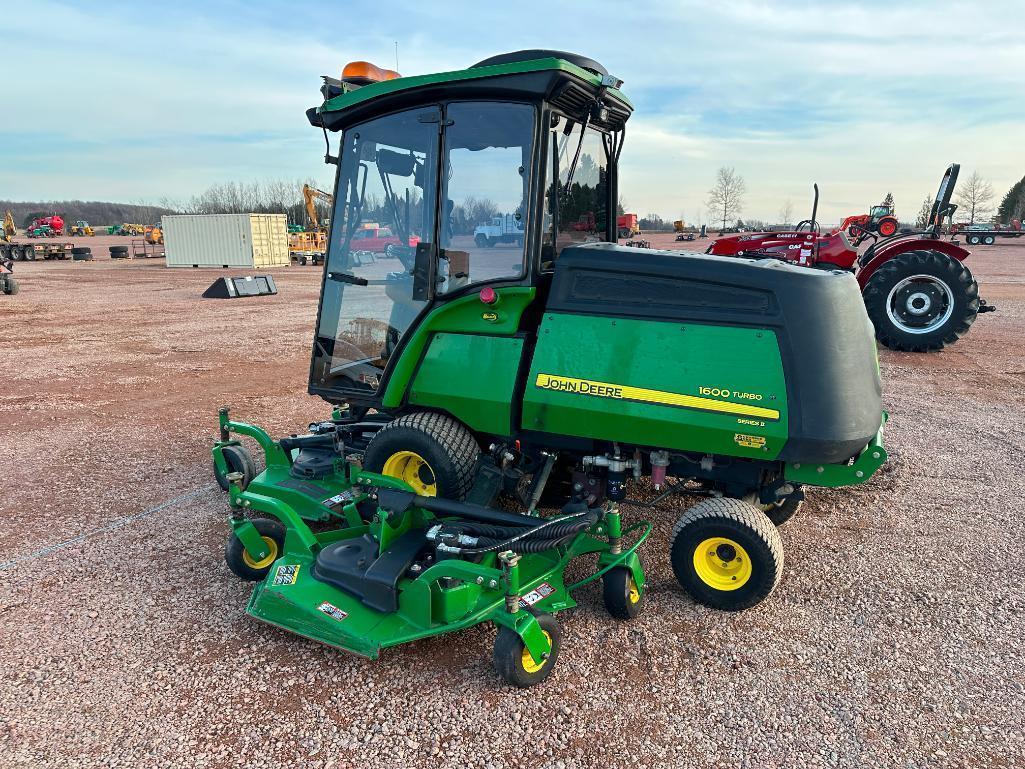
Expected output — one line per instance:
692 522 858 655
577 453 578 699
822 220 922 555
308 51 632 133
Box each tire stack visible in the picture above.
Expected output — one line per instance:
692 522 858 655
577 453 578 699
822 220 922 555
71 247 93 261
109 245 130 259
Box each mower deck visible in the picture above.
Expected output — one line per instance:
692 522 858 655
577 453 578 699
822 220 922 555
214 409 650 682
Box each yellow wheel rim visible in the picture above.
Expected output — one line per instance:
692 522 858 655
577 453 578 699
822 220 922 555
693 537 752 591
520 630 553 674
241 536 279 570
381 451 437 496
627 576 641 604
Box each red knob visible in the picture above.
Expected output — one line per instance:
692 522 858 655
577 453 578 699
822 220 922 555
479 287 497 305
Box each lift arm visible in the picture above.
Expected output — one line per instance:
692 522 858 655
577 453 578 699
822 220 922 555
303 184 334 230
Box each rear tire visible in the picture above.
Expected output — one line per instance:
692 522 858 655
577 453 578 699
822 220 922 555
877 218 898 237
670 497 784 611
363 412 479 499
862 250 978 352
760 486 804 527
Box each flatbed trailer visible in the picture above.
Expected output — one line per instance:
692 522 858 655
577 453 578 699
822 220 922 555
0 241 73 261
952 221 1023 245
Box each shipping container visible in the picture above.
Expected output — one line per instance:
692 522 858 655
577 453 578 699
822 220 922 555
162 214 290 268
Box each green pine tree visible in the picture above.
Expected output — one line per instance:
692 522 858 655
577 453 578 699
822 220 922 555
997 176 1025 223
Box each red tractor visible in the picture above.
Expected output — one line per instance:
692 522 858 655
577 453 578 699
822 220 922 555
839 201 899 240
27 215 65 238
706 165 995 352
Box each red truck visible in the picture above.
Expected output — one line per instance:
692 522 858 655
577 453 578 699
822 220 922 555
350 227 420 253
569 212 640 238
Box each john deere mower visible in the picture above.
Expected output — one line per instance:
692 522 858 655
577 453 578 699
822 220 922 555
213 51 887 678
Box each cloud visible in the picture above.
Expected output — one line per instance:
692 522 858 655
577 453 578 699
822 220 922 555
1 0 1023 226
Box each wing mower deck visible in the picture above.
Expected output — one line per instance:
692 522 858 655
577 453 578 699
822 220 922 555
214 410 649 686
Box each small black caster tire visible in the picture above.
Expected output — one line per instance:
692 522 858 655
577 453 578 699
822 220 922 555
760 486 804 527
493 612 561 688
225 518 285 581
214 444 257 491
602 565 645 620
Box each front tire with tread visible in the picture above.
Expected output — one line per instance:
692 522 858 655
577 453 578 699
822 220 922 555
363 412 479 500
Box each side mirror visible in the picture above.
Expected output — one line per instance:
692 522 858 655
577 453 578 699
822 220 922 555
411 242 433 301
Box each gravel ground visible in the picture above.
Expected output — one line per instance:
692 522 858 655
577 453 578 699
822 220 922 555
1 239 1023 768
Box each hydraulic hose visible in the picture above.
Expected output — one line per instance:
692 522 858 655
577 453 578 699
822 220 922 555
444 507 600 556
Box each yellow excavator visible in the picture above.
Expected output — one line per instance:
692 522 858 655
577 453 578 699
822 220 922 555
290 184 333 265
2 210 15 243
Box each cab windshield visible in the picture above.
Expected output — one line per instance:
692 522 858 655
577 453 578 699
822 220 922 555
311 106 439 396
311 101 536 400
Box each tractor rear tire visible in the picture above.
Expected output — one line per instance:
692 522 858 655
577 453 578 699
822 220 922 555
670 497 784 611
862 250 978 352
363 412 480 499
2 277 19 295
877 218 898 237
225 518 285 581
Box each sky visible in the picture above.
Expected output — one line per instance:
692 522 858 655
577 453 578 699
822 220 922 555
2 0 1023 224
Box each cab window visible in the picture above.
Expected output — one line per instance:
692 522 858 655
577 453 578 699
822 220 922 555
437 102 535 294
541 119 611 267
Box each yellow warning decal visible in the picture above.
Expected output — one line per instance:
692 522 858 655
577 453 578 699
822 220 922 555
534 373 780 421
734 433 767 449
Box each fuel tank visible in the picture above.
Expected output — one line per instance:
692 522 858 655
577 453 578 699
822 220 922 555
521 243 882 464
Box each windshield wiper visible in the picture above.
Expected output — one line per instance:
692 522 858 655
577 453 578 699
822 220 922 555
326 271 368 286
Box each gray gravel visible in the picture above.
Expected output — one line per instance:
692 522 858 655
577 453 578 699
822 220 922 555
1 247 1024 768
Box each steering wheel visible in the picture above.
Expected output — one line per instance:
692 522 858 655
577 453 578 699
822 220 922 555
794 219 819 233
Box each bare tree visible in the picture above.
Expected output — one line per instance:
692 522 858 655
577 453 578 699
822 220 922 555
778 199 794 226
954 170 995 224
915 194 934 229
707 167 747 232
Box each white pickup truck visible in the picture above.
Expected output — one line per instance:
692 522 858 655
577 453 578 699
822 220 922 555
474 214 525 247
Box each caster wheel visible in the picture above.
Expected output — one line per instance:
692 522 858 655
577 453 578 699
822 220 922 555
214 444 257 491
602 565 645 620
225 518 285 581
493 612 560 688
